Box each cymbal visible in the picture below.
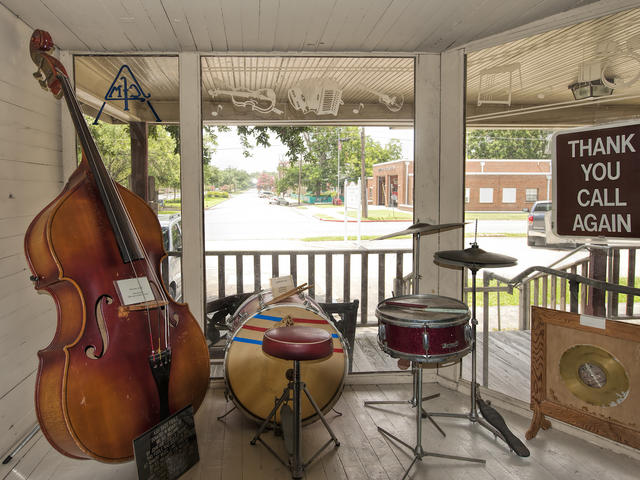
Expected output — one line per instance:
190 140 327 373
374 221 465 240
434 242 517 269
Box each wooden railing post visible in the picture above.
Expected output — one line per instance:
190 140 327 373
218 255 225 298
608 248 620 317
627 248 636 317
325 254 333 303
361 253 368 324
570 279 579 313
253 254 261 293
290 254 297 285
236 255 243 294
519 281 530 330
343 253 351 302
378 253 385 306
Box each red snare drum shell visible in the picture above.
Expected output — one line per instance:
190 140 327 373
376 294 471 363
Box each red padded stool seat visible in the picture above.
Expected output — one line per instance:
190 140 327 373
262 326 333 361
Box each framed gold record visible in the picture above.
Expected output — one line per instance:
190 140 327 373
527 307 640 449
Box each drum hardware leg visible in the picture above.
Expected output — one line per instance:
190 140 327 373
376 367 485 480
364 362 445 438
250 385 291 447
251 360 340 479
216 405 237 421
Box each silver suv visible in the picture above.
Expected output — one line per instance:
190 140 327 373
159 214 182 301
526 200 552 246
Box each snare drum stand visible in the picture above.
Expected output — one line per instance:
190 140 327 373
375 362 485 480
364 230 445 437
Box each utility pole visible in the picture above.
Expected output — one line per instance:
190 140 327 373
298 154 302 205
360 127 368 218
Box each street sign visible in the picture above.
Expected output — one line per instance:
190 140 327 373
552 121 640 240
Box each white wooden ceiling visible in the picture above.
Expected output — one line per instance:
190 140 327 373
0 0 609 53
467 7 640 127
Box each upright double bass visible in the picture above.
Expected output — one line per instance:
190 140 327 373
24 30 210 463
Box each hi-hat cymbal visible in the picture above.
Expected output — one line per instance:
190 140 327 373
434 242 517 269
374 222 465 240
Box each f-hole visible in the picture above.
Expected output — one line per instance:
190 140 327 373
85 295 112 359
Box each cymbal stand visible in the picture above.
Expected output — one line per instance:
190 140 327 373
376 364 485 480
364 231 445 438
426 264 510 448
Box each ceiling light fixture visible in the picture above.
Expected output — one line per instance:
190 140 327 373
568 79 614 100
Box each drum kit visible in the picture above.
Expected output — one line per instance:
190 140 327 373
211 220 528 479
367 220 529 479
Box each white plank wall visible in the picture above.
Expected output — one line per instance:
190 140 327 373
0 5 62 457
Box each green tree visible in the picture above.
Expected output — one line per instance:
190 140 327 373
238 126 402 196
203 164 221 188
148 125 180 195
219 167 252 192
87 121 131 184
466 129 551 159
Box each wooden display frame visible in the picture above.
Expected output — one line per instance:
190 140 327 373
527 306 640 449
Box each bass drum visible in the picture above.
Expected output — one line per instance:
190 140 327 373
225 291 348 424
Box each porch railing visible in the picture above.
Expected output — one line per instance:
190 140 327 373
204 248 412 324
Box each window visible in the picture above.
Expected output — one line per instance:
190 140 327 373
526 188 538 202
465 188 470 203
479 188 493 203
502 188 516 203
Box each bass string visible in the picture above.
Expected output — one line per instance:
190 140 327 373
110 180 172 351
58 71 165 353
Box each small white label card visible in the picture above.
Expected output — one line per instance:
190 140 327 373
579 314 606 330
115 277 155 306
270 275 294 297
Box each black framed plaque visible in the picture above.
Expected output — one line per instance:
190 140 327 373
133 405 199 480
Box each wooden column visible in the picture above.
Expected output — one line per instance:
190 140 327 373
130 121 148 200
414 53 442 295
179 52 205 327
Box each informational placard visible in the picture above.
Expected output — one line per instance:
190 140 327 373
115 277 154 305
270 275 294 297
133 405 199 480
553 121 640 239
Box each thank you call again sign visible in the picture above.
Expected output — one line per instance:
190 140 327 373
553 121 640 239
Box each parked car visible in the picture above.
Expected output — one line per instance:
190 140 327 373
527 200 552 246
527 200 582 248
158 213 183 301
269 195 294 206
259 190 274 198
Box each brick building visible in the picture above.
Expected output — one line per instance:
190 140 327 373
366 159 413 210
368 158 551 211
466 159 552 211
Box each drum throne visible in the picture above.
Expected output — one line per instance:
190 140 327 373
250 326 340 479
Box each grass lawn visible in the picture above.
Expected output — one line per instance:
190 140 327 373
346 209 413 220
465 212 528 221
160 196 228 212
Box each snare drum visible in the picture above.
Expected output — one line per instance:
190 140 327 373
376 294 472 364
224 291 348 424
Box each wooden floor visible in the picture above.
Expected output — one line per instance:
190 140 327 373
462 331 531 403
3 382 640 480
